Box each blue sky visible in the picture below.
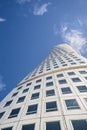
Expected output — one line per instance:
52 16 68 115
0 0 87 101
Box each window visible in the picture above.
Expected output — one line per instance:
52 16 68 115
34 85 41 90
26 82 32 87
72 120 87 130
46 82 53 87
68 72 75 76
46 101 57 112
0 112 5 119
77 85 87 92
17 96 25 103
46 90 55 97
84 98 87 103
22 88 29 93
65 99 80 110
71 78 81 82
8 108 20 118
84 77 87 80
46 76 52 80
36 79 41 83
57 74 64 78
22 124 35 130
61 87 72 94
17 86 22 90
58 79 67 84
4 100 13 107
79 71 87 74
1 127 13 130
31 93 39 100
12 92 18 97
46 121 61 130
26 104 38 115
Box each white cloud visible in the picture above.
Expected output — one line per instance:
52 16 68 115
16 0 31 4
33 3 50 16
0 18 6 22
0 75 6 91
61 24 87 55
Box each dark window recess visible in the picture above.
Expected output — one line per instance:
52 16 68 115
17 96 25 103
26 82 32 87
46 76 52 80
58 79 67 84
17 86 22 90
46 90 55 96
31 93 39 100
12 92 18 97
72 78 81 82
61 87 72 94
77 85 87 92
46 101 57 112
68 72 75 76
46 82 53 87
0 112 5 119
1 127 13 130
57 74 64 78
8 108 20 118
26 104 38 115
46 121 61 130
34 85 41 90
65 99 80 110
23 88 29 93
4 100 13 107
72 120 87 130
79 71 87 74
22 124 35 130
36 79 41 83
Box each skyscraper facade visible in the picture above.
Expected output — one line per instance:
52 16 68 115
0 44 87 130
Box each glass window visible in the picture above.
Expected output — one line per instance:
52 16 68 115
71 78 81 82
26 104 38 115
12 92 18 97
46 121 61 130
58 79 67 84
34 85 41 90
61 87 72 94
22 124 35 130
79 71 87 74
22 88 29 93
46 82 53 87
57 74 64 78
0 112 5 119
31 93 39 100
46 101 57 112
36 79 41 83
72 120 87 130
84 77 87 80
8 108 20 118
26 82 32 87
17 86 22 90
46 90 55 97
17 96 25 103
68 72 75 76
1 127 13 130
46 76 52 80
65 99 80 110
4 100 13 107
77 85 87 92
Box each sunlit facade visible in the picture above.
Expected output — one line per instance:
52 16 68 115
0 44 87 130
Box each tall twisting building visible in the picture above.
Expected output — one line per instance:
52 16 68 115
0 44 87 130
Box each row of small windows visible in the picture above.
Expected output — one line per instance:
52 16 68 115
17 70 87 90
1 120 87 130
1 98 87 120
4 84 87 108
